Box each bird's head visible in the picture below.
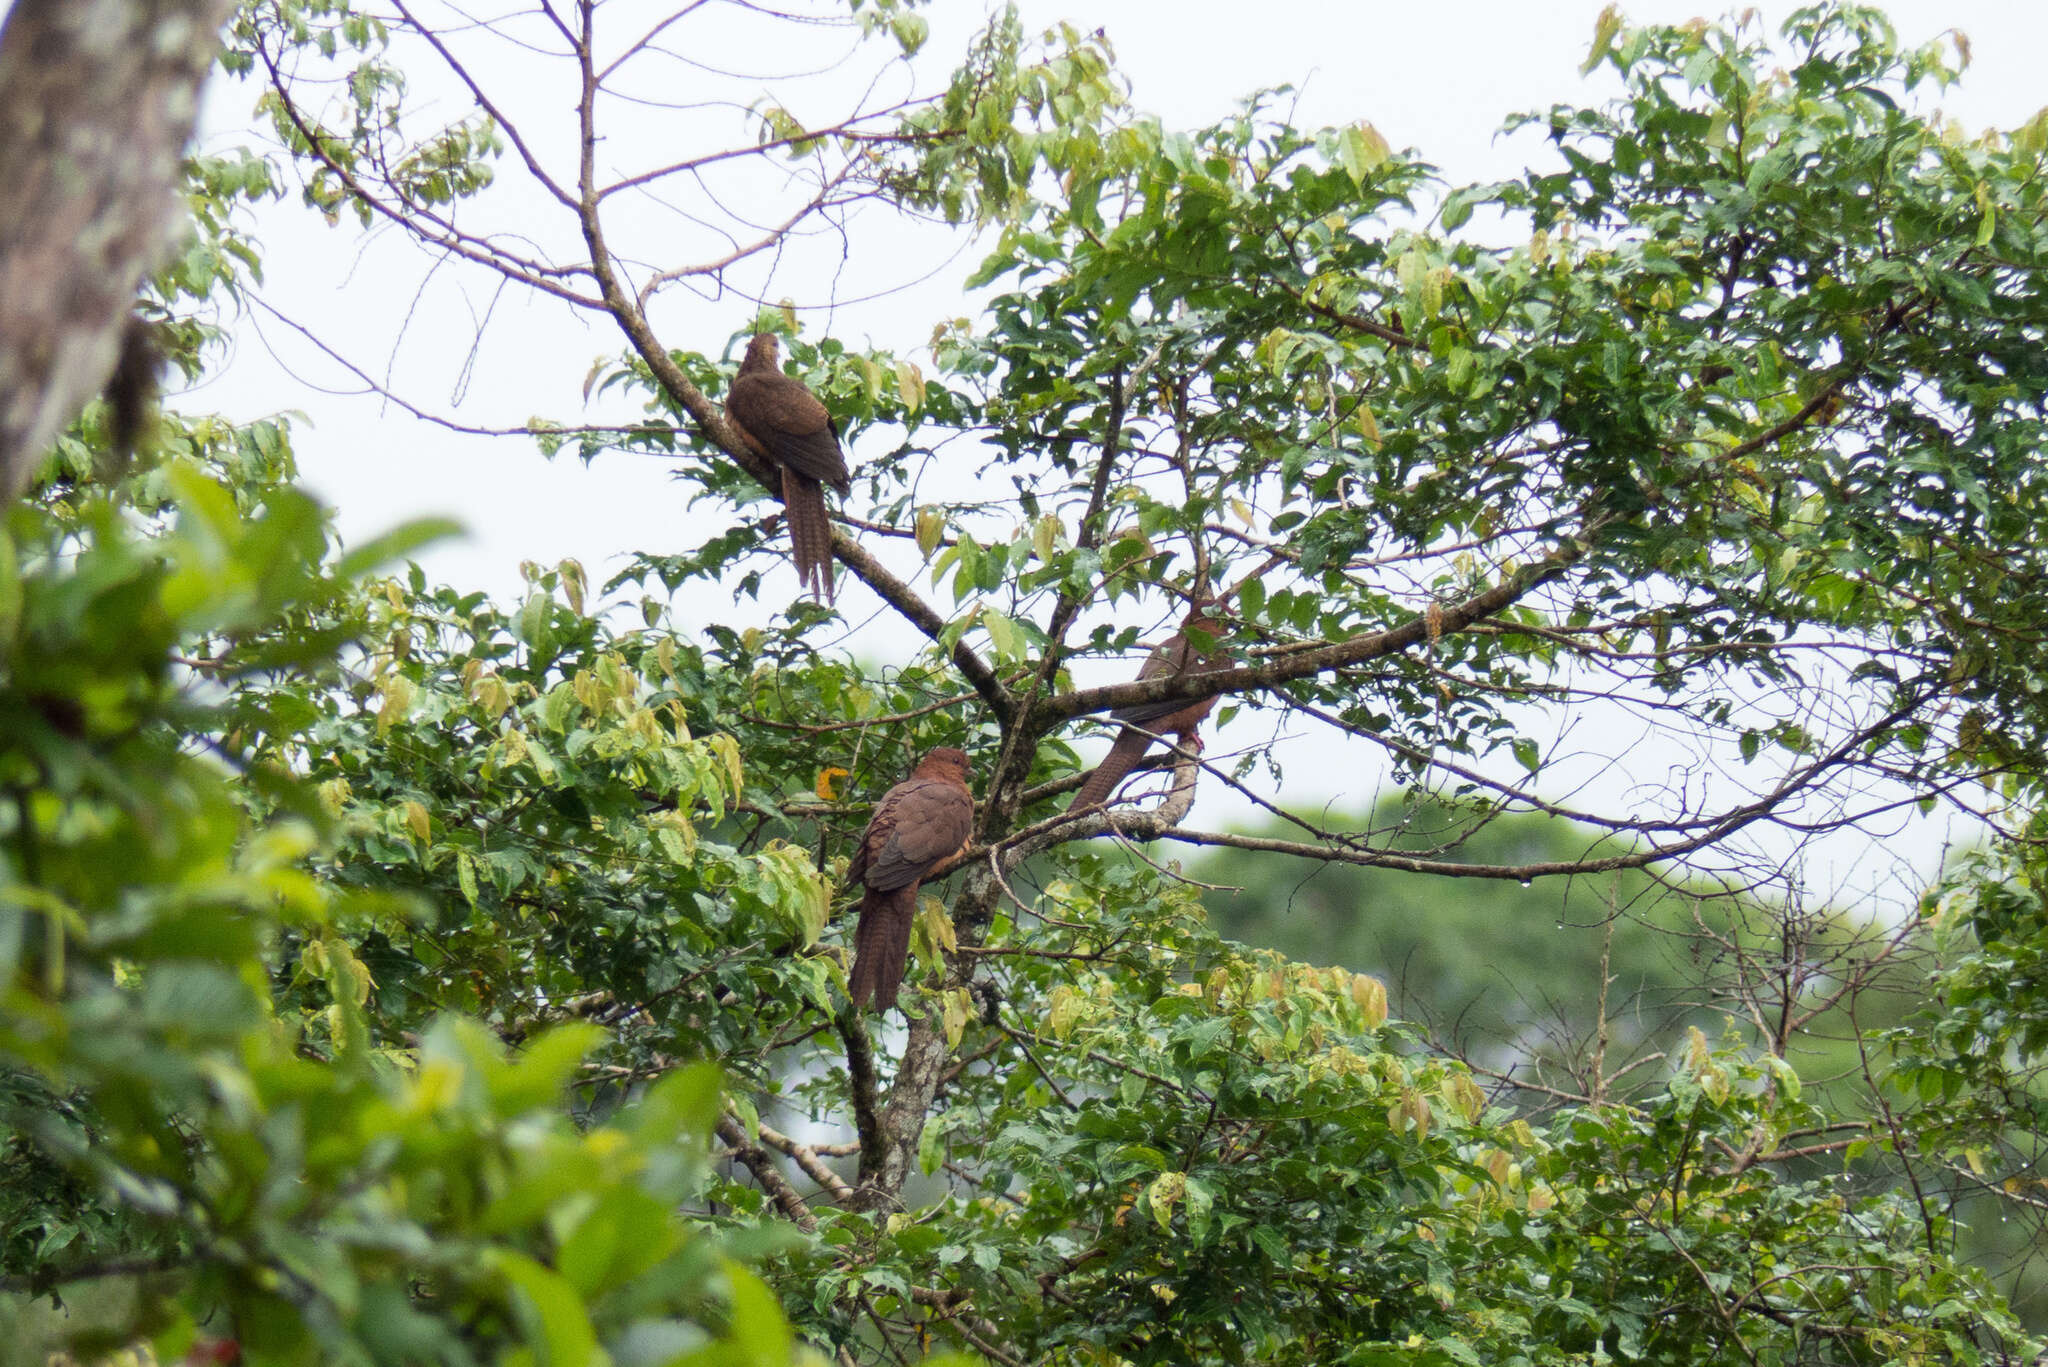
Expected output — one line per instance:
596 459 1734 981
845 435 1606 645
740 331 782 373
914 746 972 783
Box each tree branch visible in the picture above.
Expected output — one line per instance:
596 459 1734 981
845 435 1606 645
561 18 1011 719
753 1115 857 1206
715 1114 817 1232
1042 538 1587 722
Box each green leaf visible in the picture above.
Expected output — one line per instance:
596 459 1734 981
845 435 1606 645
335 517 463 579
720 1262 793 1366
496 1022 604 1112
1183 1175 1215 1245
491 1250 599 1367
557 1189 676 1297
0 527 20 640
1337 122 1390 185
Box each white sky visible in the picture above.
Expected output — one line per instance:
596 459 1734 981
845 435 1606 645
177 1 2048 911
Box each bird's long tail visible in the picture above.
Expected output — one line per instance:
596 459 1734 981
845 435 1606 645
782 466 835 602
850 884 917 1010
1072 727 1156 811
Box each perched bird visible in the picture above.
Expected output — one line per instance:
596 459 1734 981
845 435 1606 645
844 746 974 1011
724 332 853 601
1072 600 1230 811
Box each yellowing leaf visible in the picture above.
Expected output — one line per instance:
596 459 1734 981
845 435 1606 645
1033 513 1062 563
1764 1052 1803 1102
404 800 431 844
1389 1089 1432 1137
915 506 945 559
376 675 416 735
1258 325 1300 376
942 986 971 1049
1685 1025 1731 1104
1337 121 1391 186
465 663 512 721
1442 1072 1486 1124
895 358 926 413
1420 266 1446 320
1146 1171 1186 1231
2016 107 2048 160
560 558 586 617
919 894 959 956
498 727 530 768
1582 4 1623 74
1353 401 1382 451
1685 1024 1711 1071
336 945 374 1007
1397 248 1428 300
318 776 352 816
815 766 848 800
982 606 1023 661
711 732 745 797
1047 985 1084 1039
760 105 803 145
1351 973 1388 1026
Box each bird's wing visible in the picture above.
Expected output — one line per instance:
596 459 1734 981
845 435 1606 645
726 372 850 490
860 777 973 891
1108 633 1220 729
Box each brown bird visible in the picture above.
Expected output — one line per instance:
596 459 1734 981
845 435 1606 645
844 746 974 1010
724 332 853 601
1072 601 1230 811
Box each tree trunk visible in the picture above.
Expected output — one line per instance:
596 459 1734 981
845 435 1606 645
0 0 235 498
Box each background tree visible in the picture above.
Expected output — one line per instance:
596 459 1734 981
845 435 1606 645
1196 796 2048 1325
7 1 2048 1363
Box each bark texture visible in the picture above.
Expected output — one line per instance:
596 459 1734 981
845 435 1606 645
0 0 235 499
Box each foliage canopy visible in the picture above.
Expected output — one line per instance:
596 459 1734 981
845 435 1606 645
6 3 2048 1365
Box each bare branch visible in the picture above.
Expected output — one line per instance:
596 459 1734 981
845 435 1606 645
390 0 579 208
753 1115 857 1206
715 1114 816 1232
1041 535 1587 722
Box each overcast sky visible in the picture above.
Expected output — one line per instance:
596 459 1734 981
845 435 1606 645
192 0 2048 595
176 1 2048 912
